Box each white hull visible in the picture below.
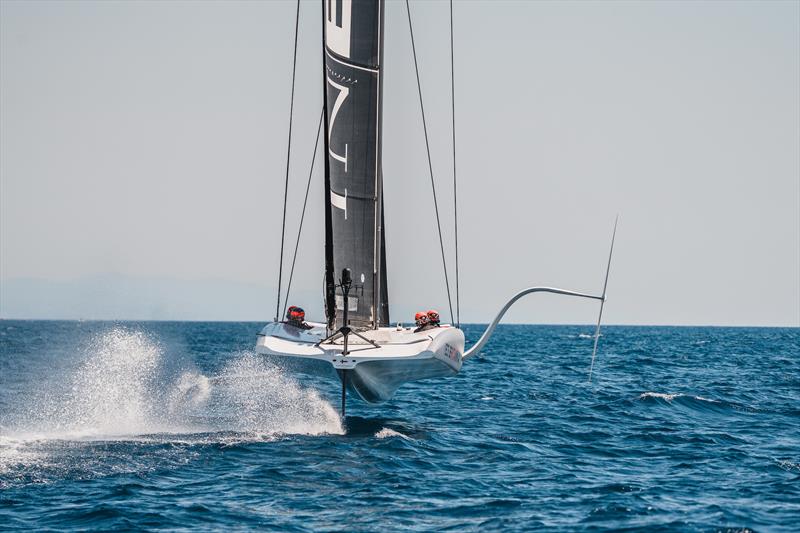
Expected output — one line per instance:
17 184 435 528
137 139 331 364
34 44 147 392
255 322 465 403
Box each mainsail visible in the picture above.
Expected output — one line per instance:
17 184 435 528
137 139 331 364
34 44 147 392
323 0 388 328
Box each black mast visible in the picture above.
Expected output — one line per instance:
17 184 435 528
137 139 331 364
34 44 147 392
322 0 336 331
374 3 388 328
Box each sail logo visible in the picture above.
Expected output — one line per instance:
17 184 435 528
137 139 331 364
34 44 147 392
327 72 350 218
326 75 349 174
443 344 461 364
325 0 351 59
335 294 358 312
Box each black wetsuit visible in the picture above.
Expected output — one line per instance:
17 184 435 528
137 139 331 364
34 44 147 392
414 323 438 333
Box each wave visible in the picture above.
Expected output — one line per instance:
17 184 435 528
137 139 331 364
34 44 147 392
638 392 718 403
375 428 412 440
636 392 757 415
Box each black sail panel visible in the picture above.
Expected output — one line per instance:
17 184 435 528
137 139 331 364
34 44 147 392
324 0 388 328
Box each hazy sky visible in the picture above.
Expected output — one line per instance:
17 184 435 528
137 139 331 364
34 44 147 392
1 0 798 326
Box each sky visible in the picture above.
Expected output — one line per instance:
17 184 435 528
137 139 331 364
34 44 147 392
1 0 798 326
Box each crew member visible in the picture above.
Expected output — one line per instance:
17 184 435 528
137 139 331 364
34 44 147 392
286 306 313 330
414 311 431 333
427 310 441 328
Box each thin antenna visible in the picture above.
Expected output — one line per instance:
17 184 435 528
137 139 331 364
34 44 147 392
588 215 618 383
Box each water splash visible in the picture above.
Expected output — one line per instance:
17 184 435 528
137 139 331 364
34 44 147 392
168 371 212 412
203 352 343 437
2 327 343 444
65 328 165 436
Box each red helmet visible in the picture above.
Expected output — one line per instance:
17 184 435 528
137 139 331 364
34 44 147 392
415 312 429 325
287 306 305 321
427 310 440 323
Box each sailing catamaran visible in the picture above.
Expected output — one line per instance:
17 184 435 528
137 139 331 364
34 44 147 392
256 0 616 415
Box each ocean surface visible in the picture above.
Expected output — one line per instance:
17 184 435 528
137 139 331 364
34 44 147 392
0 321 798 531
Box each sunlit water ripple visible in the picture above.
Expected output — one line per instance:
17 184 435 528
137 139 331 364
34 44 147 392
1 321 798 531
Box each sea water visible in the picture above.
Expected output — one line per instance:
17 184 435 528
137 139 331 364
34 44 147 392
0 321 798 531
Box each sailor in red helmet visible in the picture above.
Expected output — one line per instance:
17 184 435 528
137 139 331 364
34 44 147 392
286 305 313 330
426 310 441 328
413 311 430 333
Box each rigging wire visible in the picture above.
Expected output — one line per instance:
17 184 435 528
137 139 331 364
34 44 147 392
449 0 460 329
275 0 301 321
282 110 324 319
405 0 455 326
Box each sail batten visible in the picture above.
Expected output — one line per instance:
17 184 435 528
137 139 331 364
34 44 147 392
323 0 388 328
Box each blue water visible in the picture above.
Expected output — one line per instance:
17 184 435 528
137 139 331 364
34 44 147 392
1 321 798 531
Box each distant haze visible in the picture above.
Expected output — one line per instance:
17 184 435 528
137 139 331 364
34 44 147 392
1 0 798 326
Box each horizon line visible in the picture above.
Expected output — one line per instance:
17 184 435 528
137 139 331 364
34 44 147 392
0 317 797 329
